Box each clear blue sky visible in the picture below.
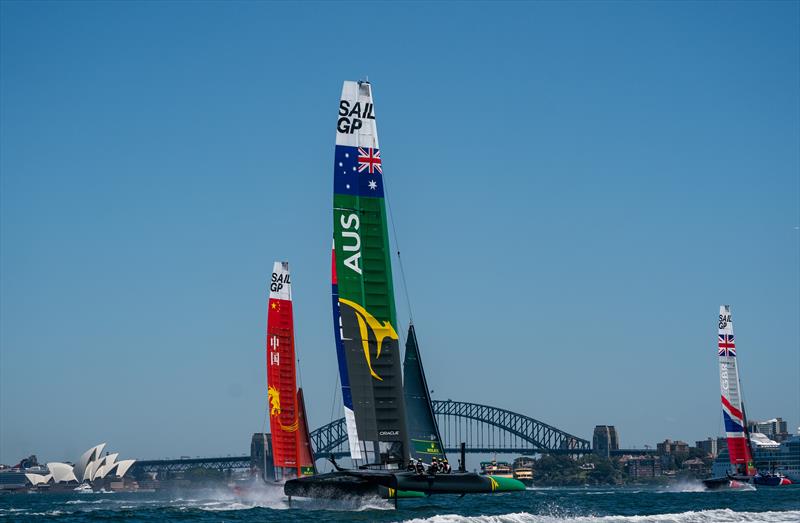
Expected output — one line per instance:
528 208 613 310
1 1 798 464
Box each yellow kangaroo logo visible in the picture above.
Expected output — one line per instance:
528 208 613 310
267 386 299 432
339 298 398 381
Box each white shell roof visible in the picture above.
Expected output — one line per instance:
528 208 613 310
25 473 52 486
114 459 136 478
75 443 106 482
47 462 78 483
93 453 119 479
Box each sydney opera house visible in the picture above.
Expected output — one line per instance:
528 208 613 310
13 443 136 492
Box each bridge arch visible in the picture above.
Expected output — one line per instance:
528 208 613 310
309 400 590 459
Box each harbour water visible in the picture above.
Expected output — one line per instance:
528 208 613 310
1 484 798 522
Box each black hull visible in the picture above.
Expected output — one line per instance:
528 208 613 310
284 472 385 499
702 475 752 490
284 470 524 499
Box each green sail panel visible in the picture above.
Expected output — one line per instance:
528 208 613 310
403 325 446 461
332 81 407 460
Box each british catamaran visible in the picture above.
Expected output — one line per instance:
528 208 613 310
702 305 792 489
283 81 524 501
266 261 316 481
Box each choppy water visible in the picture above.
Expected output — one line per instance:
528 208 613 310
1 483 798 522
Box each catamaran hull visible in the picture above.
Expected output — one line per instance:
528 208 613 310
702 475 752 490
284 470 524 499
284 472 384 499
394 472 523 494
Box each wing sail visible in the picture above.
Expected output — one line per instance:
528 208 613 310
332 81 407 464
267 261 299 476
717 305 755 475
403 325 446 462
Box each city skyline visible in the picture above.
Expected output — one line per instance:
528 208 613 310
1 1 798 463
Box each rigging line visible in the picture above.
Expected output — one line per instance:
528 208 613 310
295 332 304 388
329 371 340 425
261 395 269 436
382 162 415 326
291 279 304 389
296 354 304 389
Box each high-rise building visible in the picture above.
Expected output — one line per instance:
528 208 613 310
593 425 620 457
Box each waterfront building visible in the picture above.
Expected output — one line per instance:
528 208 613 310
694 437 728 458
592 425 619 458
681 457 710 478
695 438 718 457
748 418 790 442
622 455 661 479
656 439 689 456
656 439 689 470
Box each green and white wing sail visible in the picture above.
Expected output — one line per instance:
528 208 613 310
332 80 407 464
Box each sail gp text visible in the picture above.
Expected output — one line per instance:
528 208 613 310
271 272 290 293
337 100 375 134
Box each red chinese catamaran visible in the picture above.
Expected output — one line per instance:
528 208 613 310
266 261 315 481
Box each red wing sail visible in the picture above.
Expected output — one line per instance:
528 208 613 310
267 261 299 471
296 388 316 476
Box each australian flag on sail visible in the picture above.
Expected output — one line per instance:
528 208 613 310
333 145 385 198
718 334 736 357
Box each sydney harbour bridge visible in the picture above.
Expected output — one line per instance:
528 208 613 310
132 400 591 476
312 400 590 458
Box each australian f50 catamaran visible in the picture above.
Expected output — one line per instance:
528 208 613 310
284 81 524 501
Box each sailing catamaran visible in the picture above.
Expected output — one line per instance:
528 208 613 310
284 81 524 501
266 261 316 481
702 305 792 489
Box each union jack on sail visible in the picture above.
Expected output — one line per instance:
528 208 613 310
357 147 382 174
718 334 736 357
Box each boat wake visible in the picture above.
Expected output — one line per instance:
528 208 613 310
655 480 707 493
402 509 800 523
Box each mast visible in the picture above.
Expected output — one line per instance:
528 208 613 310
717 305 755 475
267 261 299 479
332 80 407 466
